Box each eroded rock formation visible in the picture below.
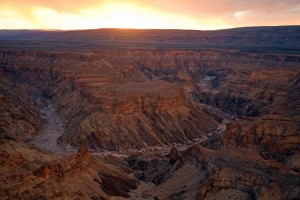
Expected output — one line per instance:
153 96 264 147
0 27 299 199
1 49 299 152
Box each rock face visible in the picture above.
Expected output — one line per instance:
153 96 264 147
0 73 42 142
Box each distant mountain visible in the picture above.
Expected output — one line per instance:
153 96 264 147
0 26 299 51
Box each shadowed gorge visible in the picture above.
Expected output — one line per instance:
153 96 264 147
0 27 299 199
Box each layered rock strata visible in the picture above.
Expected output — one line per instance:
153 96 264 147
1 50 299 151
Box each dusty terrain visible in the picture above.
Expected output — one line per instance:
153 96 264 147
0 27 299 199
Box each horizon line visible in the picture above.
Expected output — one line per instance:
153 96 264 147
1 25 299 32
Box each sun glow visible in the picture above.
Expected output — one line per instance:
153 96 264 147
82 3 201 29
0 6 36 29
1 2 231 30
0 0 299 30
31 2 204 30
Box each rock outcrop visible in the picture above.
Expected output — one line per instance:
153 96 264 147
33 144 92 180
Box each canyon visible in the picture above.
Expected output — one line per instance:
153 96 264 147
0 27 299 199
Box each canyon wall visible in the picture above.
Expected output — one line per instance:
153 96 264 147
0 50 299 154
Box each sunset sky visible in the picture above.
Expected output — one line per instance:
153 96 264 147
1 0 300 30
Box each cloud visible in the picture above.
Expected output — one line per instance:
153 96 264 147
149 0 300 14
0 0 103 11
2 0 299 14
0 0 299 29
234 11 248 21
